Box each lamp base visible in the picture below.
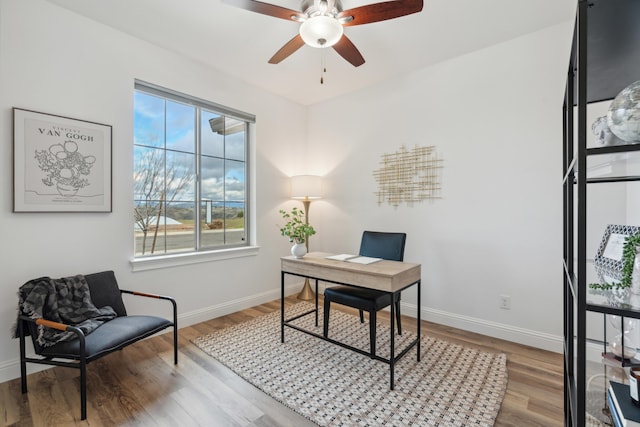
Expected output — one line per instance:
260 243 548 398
297 278 315 301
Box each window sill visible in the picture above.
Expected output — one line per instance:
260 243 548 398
130 246 260 272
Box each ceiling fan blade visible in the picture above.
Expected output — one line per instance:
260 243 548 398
338 0 423 27
332 35 365 67
269 35 306 64
224 0 305 22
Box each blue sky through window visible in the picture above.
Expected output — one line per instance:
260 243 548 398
134 91 246 204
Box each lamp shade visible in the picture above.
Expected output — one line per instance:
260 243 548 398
290 175 323 200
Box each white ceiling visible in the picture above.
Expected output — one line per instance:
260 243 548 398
45 0 576 106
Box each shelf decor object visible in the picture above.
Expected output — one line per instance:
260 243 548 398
608 80 640 144
592 225 640 288
609 314 638 360
12 108 112 212
289 174 322 300
372 145 442 207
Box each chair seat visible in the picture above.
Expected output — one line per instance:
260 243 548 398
39 315 173 362
323 231 406 358
324 286 393 311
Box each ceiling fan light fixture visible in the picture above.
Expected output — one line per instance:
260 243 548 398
299 15 343 48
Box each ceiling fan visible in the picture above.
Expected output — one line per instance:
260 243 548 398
224 0 423 67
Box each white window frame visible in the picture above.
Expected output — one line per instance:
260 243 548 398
131 80 257 270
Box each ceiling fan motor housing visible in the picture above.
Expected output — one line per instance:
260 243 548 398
301 0 343 17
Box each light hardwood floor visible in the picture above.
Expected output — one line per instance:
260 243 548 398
0 297 564 426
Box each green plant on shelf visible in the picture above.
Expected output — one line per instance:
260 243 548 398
590 232 640 290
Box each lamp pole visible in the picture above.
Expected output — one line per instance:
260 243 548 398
290 174 322 301
297 197 314 300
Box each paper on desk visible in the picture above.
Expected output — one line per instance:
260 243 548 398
346 256 382 264
325 254 358 261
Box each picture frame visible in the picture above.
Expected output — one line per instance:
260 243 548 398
594 224 640 282
13 108 112 212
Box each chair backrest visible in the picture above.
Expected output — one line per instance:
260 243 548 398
359 231 406 261
85 271 127 317
19 271 127 353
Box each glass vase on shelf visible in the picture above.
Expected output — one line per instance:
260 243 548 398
609 315 638 360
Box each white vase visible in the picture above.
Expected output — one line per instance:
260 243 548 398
291 243 307 259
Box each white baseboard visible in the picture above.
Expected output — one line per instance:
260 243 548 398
400 301 564 354
178 283 302 327
316 282 563 353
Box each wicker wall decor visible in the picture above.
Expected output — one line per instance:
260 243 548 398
373 145 442 207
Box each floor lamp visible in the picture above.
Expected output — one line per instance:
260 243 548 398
290 174 323 300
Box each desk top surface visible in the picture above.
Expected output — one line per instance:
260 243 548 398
281 252 421 292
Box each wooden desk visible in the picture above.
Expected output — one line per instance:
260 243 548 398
280 252 421 389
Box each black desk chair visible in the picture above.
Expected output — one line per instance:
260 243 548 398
323 231 406 357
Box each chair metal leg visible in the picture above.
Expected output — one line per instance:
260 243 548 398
73 326 88 421
323 300 330 338
172 298 178 365
18 321 27 394
173 328 178 365
359 310 365 323
395 300 402 335
80 358 87 420
369 310 377 357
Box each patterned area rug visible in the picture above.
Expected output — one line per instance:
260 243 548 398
193 302 508 426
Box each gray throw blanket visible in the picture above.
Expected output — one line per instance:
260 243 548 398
14 275 117 347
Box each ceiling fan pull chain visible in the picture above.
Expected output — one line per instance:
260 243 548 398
320 53 327 84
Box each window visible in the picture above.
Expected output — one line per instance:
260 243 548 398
133 81 254 258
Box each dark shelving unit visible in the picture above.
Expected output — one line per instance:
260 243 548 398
563 1 640 425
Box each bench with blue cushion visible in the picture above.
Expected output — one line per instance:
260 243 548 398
17 270 177 420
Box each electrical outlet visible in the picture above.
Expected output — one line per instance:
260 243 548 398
499 295 511 310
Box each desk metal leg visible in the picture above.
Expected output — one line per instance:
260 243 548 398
417 280 421 361
315 279 319 327
281 271 285 343
390 295 395 390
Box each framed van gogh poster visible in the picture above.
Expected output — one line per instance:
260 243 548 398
13 108 112 212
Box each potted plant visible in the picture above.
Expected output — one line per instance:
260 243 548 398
279 207 316 258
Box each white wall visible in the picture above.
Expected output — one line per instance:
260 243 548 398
306 22 575 350
0 0 577 383
0 0 307 381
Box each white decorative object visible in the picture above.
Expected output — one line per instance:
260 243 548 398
291 242 307 259
607 80 640 143
592 116 625 146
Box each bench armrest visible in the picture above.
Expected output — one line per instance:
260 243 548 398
120 289 174 302
18 315 86 354
19 315 84 336
119 289 178 334
119 290 177 312
36 318 73 332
